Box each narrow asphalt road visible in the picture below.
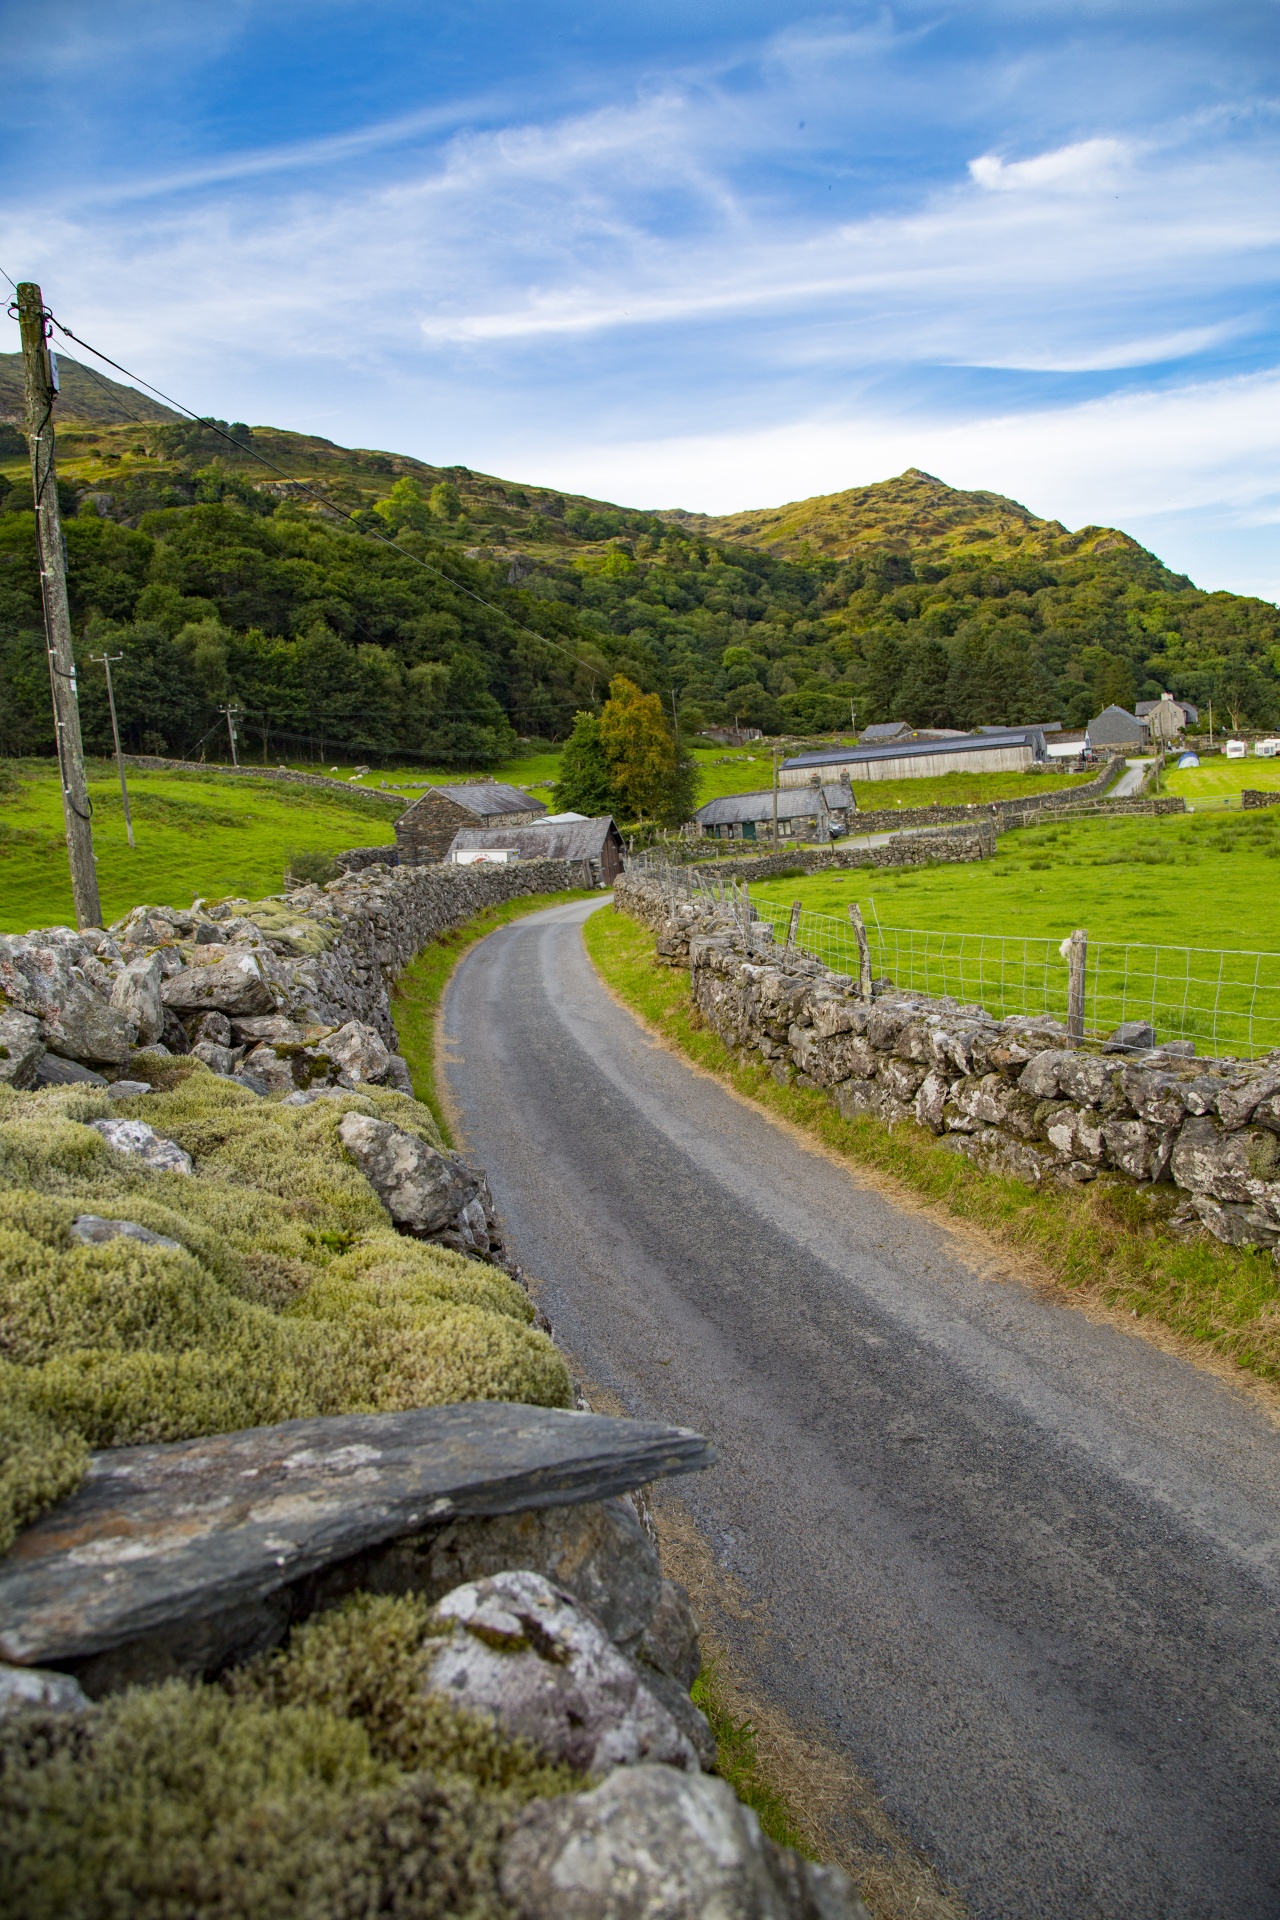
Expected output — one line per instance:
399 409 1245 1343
441 897 1280 1920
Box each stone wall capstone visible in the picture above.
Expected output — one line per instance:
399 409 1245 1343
615 874 1280 1252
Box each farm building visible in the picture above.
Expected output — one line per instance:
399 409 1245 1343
694 784 857 840
446 816 625 885
394 783 547 865
1137 696 1198 728
777 727 1047 789
1085 706 1148 752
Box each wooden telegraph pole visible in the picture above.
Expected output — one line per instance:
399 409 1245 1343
16 282 101 928
90 651 134 849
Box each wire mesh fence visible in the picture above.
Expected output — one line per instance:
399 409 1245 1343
645 861 1280 1059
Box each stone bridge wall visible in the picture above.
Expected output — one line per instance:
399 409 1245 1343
615 875 1280 1252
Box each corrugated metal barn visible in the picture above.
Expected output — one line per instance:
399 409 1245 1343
778 728 1044 788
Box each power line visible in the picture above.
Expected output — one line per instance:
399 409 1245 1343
32 302 603 688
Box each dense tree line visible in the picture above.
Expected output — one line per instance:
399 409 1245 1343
1 470 1277 772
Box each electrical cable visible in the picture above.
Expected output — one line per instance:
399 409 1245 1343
28 302 602 688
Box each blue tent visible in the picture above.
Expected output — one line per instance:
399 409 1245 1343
1177 752 1200 769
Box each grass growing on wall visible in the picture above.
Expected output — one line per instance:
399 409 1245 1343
391 890 594 1144
0 760 399 933
583 905 1280 1390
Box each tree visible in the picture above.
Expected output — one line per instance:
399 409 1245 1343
554 710 619 815
598 675 681 822
897 640 952 727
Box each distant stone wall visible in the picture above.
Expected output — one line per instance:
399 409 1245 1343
615 876 1280 1251
656 821 994 886
1243 790 1280 810
333 844 401 873
755 755 1125 842
114 754 407 807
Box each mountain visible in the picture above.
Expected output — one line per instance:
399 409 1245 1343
663 466 1146 568
0 375 1276 769
0 352 182 427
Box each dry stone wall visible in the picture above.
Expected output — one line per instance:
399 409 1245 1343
660 819 995 886
617 875 1280 1252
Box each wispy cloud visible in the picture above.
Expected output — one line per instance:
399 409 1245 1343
2 6 1278 594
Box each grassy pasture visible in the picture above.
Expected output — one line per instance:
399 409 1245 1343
748 809 1280 1055
0 760 399 932
1164 755 1280 806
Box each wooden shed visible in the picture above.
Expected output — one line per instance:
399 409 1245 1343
394 783 547 865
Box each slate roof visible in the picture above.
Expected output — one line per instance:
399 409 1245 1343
406 782 546 819
694 786 854 827
1086 705 1147 745
1137 698 1198 723
448 818 622 862
859 721 911 742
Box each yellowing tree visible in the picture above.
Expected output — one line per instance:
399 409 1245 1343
598 675 676 820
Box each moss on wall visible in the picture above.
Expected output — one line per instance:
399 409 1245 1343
0 1067 572 1548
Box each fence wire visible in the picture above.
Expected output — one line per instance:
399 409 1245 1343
648 862 1280 1059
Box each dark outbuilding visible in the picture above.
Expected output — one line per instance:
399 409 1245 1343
447 816 626 885
395 783 547 865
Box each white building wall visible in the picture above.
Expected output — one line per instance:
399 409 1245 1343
778 743 1032 788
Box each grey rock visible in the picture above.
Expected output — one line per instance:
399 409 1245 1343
1019 1048 1073 1100
1103 1019 1157 1053
1120 1066 1189 1128
160 1009 191 1053
500 1765 868 1920
229 1071 270 1097
0 1009 44 1088
111 905 181 948
1056 1053 1121 1109
1190 1195 1280 1248
913 1068 952 1133
106 1079 153 1100
241 1042 305 1094
324 1018 394 1084
1217 1069 1280 1133
109 952 165 1046
70 1214 182 1250
34 1053 108 1087
637 1577 701 1690
1102 1117 1175 1183
0 1406 714 1682
338 1111 495 1254
89 1117 194 1175
229 1013 305 1046
161 949 275 1017
190 1010 233 1047
383 1051 415 1095
425 1570 702 1773
1182 1073 1232 1117
191 1040 240 1076
0 1661 90 1718
1171 1117 1279 1203
0 935 135 1065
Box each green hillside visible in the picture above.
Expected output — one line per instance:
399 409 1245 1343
1 355 1277 770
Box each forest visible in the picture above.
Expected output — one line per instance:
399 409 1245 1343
0 374 1277 768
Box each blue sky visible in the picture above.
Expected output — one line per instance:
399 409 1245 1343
3 2 1279 597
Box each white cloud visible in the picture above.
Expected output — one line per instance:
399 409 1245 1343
501 366 1280 597
969 138 1132 193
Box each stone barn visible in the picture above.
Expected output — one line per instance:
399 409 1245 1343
394 783 547 865
446 817 626 886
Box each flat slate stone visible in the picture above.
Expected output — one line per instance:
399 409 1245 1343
0 1404 713 1674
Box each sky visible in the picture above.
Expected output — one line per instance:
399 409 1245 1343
2 2 1278 598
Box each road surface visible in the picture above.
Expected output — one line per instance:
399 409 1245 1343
441 897 1280 1920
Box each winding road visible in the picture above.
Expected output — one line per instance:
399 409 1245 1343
441 897 1280 1920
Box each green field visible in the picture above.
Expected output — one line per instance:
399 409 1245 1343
0 760 399 931
746 808 1280 1055
1164 755 1280 807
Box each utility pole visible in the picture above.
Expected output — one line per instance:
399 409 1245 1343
219 704 241 767
16 282 101 928
771 745 780 848
91 651 134 849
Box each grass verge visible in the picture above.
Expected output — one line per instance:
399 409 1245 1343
583 905 1280 1394
390 890 594 1144
690 1659 808 1852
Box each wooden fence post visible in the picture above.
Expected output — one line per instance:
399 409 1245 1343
1065 929 1088 1043
785 899 802 955
848 902 873 1003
